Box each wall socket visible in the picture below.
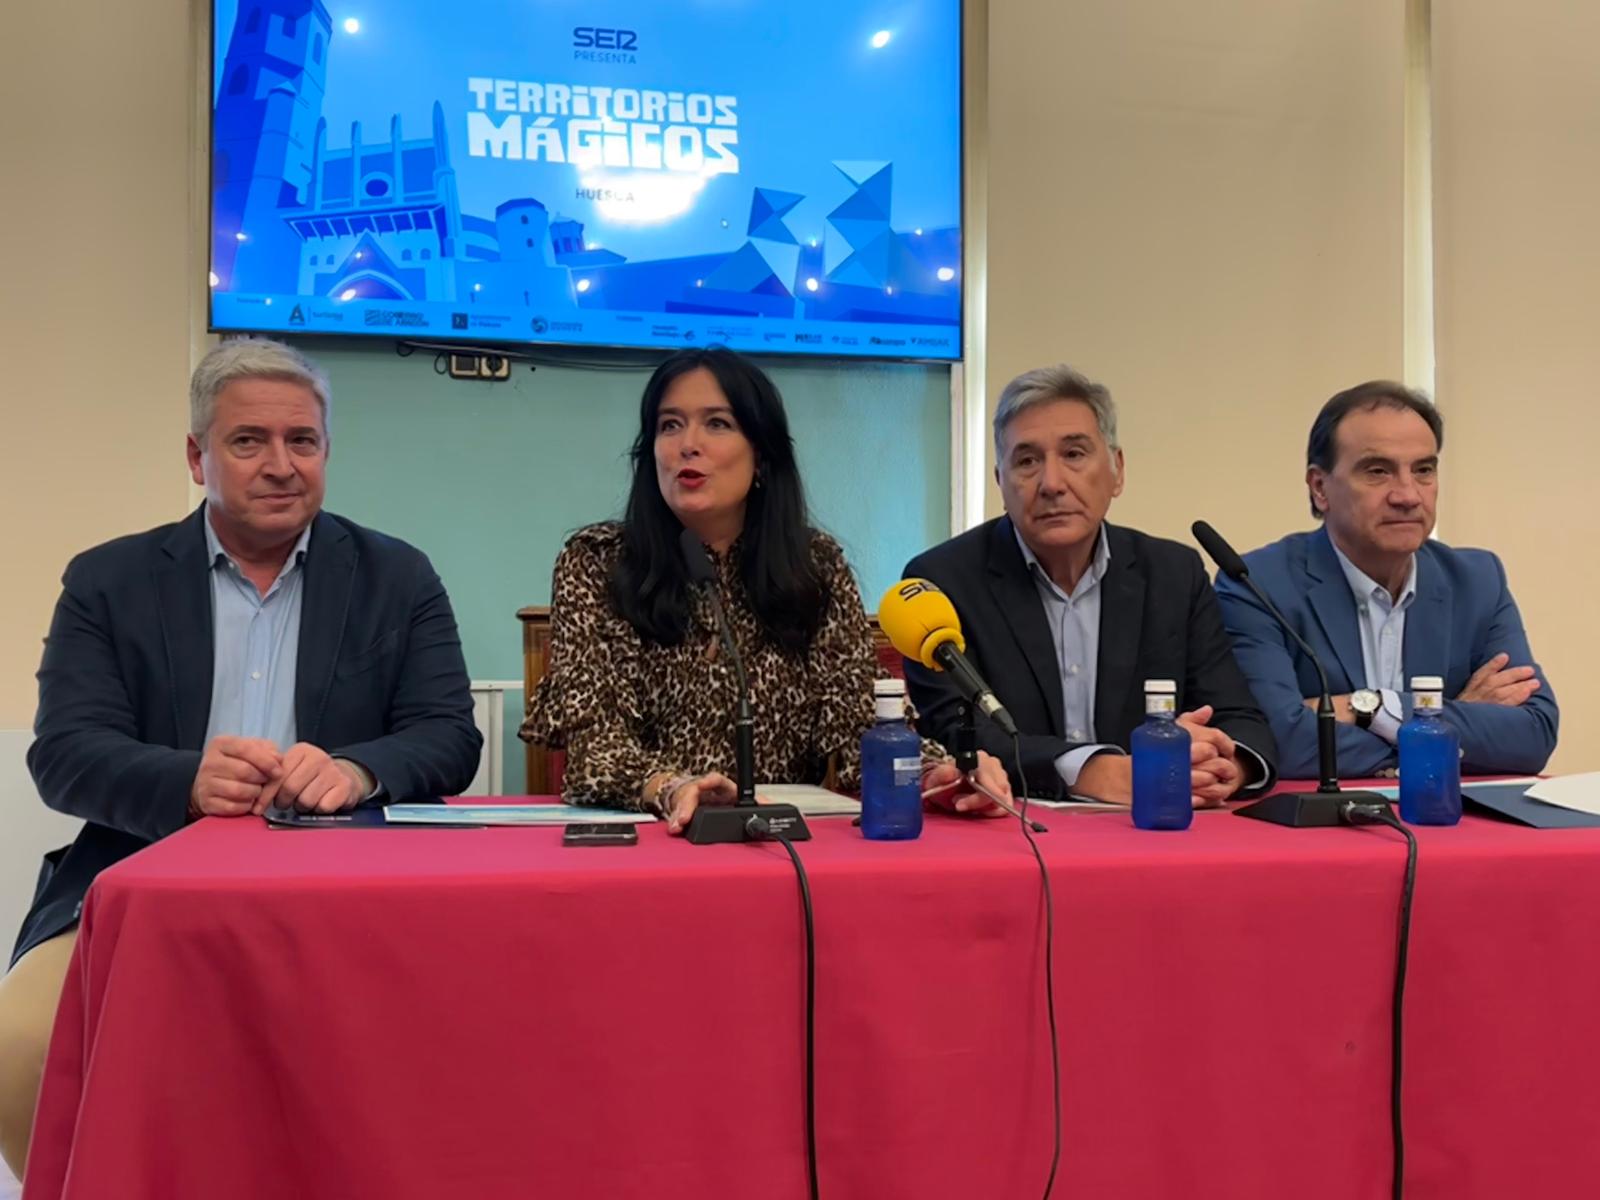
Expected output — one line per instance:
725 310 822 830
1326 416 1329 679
448 353 512 381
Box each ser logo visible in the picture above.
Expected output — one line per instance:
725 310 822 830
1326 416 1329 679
573 26 638 50
892 579 944 603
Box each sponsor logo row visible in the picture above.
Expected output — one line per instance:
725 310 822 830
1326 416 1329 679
268 303 952 351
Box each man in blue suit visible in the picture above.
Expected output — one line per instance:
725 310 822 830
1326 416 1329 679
1215 380 1557 781
0 339 481 1180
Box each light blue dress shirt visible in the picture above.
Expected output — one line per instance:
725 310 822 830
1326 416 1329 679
202 514 312 750
1331 542 1419 745
1014 526 1121 787
1018 525 1269 792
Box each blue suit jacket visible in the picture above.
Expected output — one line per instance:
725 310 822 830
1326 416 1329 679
1214 527 1558 780
14 506 483 965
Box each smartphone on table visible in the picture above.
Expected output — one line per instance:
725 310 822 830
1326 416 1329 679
562 823 639 847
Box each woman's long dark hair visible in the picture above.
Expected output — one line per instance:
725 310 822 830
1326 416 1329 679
610 347 829 653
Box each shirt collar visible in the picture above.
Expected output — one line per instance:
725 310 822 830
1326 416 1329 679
1330 538 1417 612
1014 522 1111 602
204 507 313 576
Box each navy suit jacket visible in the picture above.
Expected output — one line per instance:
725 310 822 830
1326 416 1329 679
903 517 1277 800
14 506 482 965
1213 527 1558 780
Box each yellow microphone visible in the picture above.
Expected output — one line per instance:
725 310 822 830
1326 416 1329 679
878 579 1018 737
877 578 965 669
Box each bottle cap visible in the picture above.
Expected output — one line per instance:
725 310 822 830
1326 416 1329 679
873 678 906 697
1410 675 1444 691
1143 679 1177 694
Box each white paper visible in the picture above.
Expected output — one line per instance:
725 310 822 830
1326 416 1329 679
1027 796 1125 811
384 804 657 826
1523 773 1600 816
755 784 862 817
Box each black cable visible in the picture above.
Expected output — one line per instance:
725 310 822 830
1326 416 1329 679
751 816 819 1200
396 337 544 363
397 337 663 372
1343 803 1417 1200
1013 737 1062 1200
1376 810 1416 1200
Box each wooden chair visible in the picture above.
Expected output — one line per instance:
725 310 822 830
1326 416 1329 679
516 607 558 795
516 606 901 795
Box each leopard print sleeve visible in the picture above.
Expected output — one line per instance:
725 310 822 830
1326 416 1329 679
805 535 880 793
520 524 680 809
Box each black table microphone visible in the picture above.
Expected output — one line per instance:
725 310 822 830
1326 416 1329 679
1191 520 1391 827
678 530 809 844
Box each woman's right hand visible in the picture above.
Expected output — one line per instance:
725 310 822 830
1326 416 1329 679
664 772 740 835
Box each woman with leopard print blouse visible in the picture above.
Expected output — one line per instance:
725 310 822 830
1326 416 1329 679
520 347 1013 834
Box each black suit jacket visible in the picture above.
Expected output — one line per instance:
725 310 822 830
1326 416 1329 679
902 517 1277 799
14 506 483 965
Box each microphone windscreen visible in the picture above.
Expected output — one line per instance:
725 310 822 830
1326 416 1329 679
1191 520 1249 581
878 579 965 670
680 528 716 585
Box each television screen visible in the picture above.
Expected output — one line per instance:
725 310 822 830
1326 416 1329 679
209 1 963 360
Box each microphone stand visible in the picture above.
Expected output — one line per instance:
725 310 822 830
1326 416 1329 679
681 533 809 844
732 681 756 809
952 703 1047 832
1231 576 1392 828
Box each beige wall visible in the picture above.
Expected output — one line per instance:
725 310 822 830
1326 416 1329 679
986 1 1407 548
1434 2 1600 772
986 0 1595 773
1 0 1592 777
0 0 197 726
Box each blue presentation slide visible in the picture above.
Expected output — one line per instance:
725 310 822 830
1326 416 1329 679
210 1 963 359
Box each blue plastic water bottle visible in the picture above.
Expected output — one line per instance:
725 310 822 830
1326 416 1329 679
1398 675 1461 825
1132 679 1192 830
860 679 924 840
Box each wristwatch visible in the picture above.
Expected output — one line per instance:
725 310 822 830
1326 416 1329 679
1350 688 1382 730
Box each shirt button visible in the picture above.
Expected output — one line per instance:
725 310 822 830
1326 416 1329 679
1068 665 1081 676
251 671 262 681
1070 729 1084 740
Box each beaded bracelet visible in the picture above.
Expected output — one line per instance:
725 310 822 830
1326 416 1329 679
648 773 696 814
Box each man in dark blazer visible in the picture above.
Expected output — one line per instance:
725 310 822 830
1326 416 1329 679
0 339 481 1181
904 365 1276 804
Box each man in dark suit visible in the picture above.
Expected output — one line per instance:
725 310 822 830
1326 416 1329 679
1214 381 1557 778
0 339 481 1180
904 364 1276 804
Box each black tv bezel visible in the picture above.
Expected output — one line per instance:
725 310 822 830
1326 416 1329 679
204 1 966 366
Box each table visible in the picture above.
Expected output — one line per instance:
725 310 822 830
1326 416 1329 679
25 798 1600 1199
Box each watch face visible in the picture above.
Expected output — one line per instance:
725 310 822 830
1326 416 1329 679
1351 689 1381 715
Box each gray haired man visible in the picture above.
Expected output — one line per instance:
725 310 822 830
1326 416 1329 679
901 364 1277 804
0 339 481 1180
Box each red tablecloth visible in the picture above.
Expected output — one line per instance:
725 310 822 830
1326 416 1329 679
25 798 1600 1199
